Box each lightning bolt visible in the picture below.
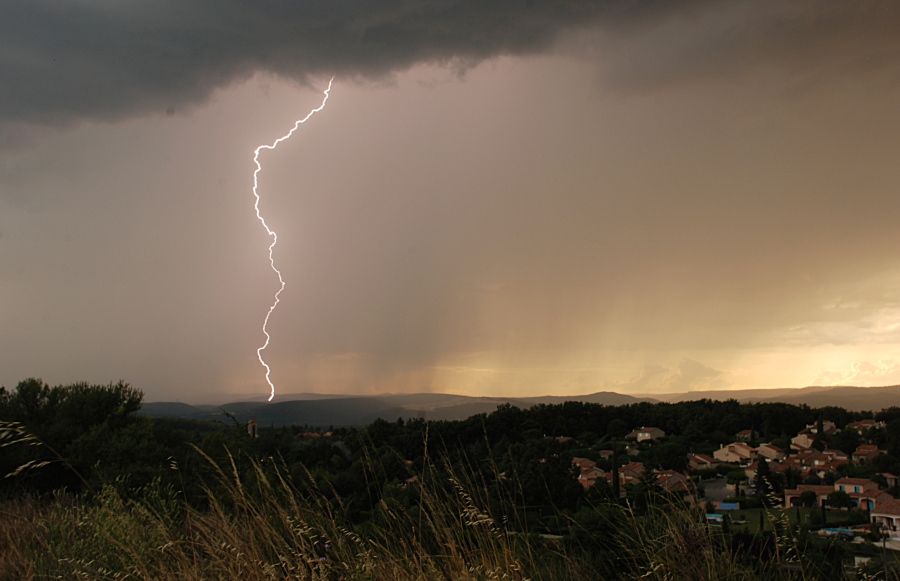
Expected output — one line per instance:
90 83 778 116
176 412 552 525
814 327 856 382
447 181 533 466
252 77 333 402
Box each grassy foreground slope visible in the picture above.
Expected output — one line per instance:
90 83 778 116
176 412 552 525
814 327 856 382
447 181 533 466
3 453 881 581
4 378 900 579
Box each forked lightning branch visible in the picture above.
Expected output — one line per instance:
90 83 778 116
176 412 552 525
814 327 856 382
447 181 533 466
251 78 334 401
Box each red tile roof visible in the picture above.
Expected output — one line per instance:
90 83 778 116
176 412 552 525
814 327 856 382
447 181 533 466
874 498 900 516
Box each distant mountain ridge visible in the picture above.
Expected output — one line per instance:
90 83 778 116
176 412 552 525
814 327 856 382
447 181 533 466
646 384 900 410
139 385 900 427
139 391 655 427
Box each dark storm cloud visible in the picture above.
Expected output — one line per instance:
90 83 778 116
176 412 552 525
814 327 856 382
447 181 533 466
8 0 900 133
590 1 900 93
0 0 641 128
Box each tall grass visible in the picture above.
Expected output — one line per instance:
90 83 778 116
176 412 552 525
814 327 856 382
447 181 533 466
1 435 895 580
0 444 558 580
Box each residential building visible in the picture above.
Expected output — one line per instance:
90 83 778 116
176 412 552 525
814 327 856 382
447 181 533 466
784 485 835 508
791 433 816 450
625 427 666 442
736 429 757 442
572 457 606 489
845 419 886 434
621 462 646 479
853 444 886 464
655 470 690 493
872 498 900 537
799 420 838 436
786 478 889 511
713 442 757 464
688 454 719 471
756 443 786 461
834 477 890 511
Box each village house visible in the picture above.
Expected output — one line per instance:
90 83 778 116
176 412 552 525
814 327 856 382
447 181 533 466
822 449 849 461
756 443 787 461
620 462 646 480
791 420 840 451
578 469 605 489
834 477 892 511
598 466 692 496
655 470 691 493
845 419 886 434
784 485 835 508
776 449 817 471
572 457 597 472
625 427 666 442
853 444 886 464
713 442 757 465
735 429 758 442
579 469 606 489
872 498 900 538
688 453 719 471
742 457 785 480
800 420 838 436
603 471 632 489
791 433 816 450
572 457 606 489
810 450 848 471
744 461 761 480
773 448 848 480
784 478 891 511
809 460 849 480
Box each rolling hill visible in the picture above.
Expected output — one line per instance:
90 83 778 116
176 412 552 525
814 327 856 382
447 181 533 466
139 384 900 427
139 391 655 427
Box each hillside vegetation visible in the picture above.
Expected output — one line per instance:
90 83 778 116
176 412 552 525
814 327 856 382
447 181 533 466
3 378 900 579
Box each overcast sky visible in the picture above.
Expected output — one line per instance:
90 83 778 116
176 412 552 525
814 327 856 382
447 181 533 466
3 1 900 402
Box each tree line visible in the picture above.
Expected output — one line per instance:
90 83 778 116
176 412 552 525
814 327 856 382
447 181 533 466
4 377 900 517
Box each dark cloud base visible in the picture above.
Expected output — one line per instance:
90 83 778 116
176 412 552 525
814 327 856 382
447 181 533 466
2 0 625 128
6 0 900 135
